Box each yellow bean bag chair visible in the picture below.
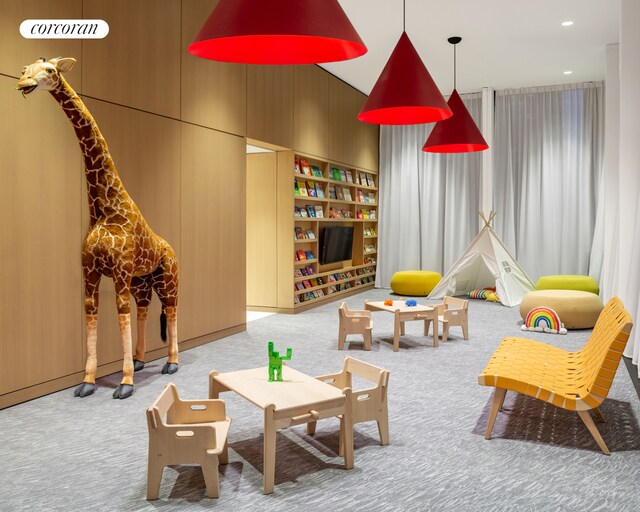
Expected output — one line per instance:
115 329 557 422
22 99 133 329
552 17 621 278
535 274 599 295
390 270 442 296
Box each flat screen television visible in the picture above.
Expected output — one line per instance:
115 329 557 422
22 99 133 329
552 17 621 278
320 226 354 264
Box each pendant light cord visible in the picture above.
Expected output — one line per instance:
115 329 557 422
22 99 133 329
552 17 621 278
403 0 406 32
453 43 456 90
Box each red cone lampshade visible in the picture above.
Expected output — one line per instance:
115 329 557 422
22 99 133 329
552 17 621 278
358 32 451 125
422 89 488 153
188 0 367 65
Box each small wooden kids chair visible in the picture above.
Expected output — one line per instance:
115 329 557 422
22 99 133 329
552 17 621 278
146 383 231 499
426 296 469 342
309 357 389 447
338 302 373 350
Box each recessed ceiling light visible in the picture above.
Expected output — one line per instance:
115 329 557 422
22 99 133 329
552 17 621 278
564 70 573 75
561 21 574 26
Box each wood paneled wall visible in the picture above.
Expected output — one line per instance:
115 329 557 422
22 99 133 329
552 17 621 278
0 0 378 407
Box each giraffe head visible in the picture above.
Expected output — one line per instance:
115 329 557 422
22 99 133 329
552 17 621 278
17 57 76 96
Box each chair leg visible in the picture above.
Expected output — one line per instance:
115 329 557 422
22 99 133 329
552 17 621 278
338 417 345 457
146 460 164 500
578 410 610 455
485 388 507 440
307 420 317 435
338 330 346 350
593 406 606 423
441 322 449 343
462 318 469 340
202 456 221 498
400 321 405 336
424 319 431 336
377 415 390 446
364 329 372 351
219 441 229 465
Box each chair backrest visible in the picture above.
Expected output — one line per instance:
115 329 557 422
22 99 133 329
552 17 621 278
444 296 468 310
576 296 633 404
343 357 389 424
339 302 349 318
147 383 178 431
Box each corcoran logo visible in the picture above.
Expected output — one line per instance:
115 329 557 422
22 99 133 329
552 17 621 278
20 19 109 39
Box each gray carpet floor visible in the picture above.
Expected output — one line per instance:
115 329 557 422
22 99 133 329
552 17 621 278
2 288 640 512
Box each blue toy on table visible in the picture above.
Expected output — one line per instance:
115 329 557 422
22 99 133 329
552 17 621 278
405 299 417 307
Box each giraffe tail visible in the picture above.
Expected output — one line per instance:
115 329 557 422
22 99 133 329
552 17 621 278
160 311 167 342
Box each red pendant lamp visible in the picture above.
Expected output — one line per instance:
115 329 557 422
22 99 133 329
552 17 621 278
188 0 367 65
358 1 451 125
423 37 488 153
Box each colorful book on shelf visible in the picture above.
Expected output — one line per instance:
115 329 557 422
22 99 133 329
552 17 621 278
331 168 342 181
328 185 337 199
303 280 312 288
367 192 375 203
300 267 308 276
314 205 324 218
294 227 304 239
294 206 302 217
306 229 316 239
295 282 305 291
305 265 315 275
345 170 353 183
301 159 312 175
336 187 345 200
339 169 347 182
307 181 317 197
296 250 308 261
328 285 337 294
315 184 325 198
329 207 340 218
300 207 308 217
306 205 316 217
367 175 375 187
294 158 301 174
298 182 308 196
342 188 352 201
294 181 301 196
311 165 323 177
294 269 303 277
305 250 315 260
357 190 365 202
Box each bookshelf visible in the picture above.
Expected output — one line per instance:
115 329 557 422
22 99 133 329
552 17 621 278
291 153 378 311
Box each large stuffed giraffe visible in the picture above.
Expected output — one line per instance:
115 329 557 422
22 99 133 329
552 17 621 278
17 57 179 399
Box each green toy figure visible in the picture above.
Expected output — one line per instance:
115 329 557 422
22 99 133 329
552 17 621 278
268 341 292 382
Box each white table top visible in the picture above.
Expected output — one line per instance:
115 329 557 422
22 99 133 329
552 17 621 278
365 300 434 313
212 366 344 411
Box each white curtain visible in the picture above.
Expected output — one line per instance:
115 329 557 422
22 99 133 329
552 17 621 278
492 83 604 282
377 93 482 287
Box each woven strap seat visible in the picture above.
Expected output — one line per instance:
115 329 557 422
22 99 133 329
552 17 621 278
478 296 632 454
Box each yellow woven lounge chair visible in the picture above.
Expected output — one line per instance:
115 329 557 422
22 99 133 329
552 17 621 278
478 296 633 454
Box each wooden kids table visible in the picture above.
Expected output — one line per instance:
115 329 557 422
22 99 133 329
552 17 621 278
364 300 439 351
209 365 354 494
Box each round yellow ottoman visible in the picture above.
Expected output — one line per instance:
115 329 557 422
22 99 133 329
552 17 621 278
520 290 604 329
535 274 599 295
390 270 442 296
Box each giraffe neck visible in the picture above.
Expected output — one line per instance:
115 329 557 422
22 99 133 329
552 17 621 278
49 77 131 225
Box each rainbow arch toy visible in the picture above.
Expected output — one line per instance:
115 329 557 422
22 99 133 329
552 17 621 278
521 306 567 335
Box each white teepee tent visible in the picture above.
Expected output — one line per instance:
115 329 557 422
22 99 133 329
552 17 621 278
428 211 534 307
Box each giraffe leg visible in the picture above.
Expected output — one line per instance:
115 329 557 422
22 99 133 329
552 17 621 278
161 306 178 374
75 266 101 398
113 271 135 399
131 275 153 372
152 247 179 375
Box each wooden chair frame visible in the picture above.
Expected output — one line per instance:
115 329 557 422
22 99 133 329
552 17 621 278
146 383 231 499
309 357 389 447
426 296 469 342
338 302 373 351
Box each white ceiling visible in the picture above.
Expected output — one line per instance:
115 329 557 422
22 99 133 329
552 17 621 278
321 0 619 96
